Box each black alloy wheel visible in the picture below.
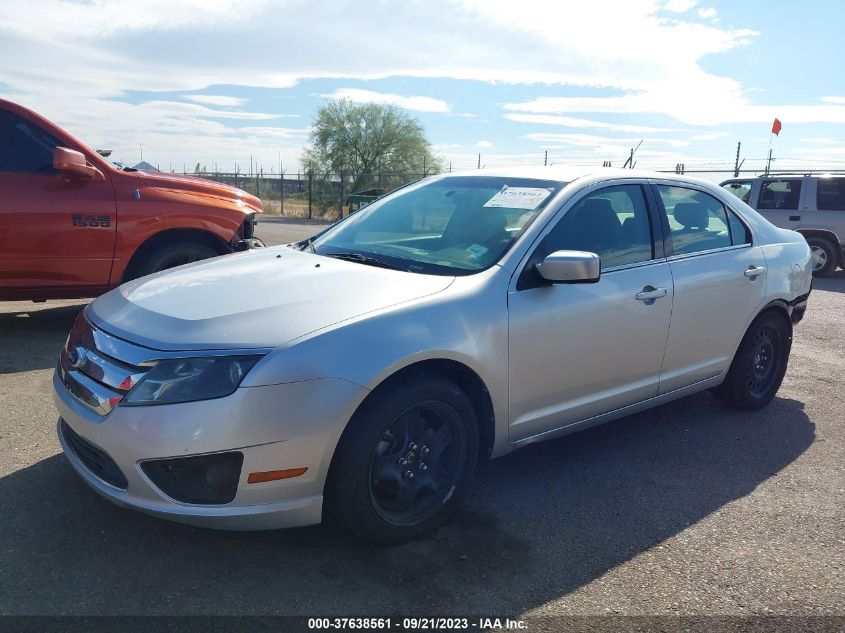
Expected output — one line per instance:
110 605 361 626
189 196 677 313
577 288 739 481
326 374 479 542
368 401 467 527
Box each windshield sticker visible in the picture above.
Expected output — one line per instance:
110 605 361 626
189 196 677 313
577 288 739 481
483 185 553 210
466 244 489 259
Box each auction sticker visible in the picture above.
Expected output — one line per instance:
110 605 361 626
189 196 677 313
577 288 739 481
483 185 552 210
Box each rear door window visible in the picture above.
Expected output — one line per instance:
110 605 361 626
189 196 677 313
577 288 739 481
759 179 802 211
655 185 733 255
816 178 845 211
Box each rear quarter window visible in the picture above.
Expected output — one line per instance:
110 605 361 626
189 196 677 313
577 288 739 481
816 178 845 211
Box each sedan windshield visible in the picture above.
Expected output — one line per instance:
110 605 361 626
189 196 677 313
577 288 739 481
313 176 565 275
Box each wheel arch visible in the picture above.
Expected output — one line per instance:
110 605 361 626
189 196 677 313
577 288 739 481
122 228 231 282
344 358 496 463
717 299 793 390
797 229 842 266
740 299 793 354
753 300 793 331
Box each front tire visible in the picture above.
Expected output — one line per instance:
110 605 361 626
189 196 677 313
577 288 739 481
132 241 220 279
806 237 838 277
712 311 792 410
326 375 479 543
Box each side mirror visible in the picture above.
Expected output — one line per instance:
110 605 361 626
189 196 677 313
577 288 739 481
53 147 104 180
535 250 601 283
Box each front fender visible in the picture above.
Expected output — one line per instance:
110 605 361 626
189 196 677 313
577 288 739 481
242 271 511 452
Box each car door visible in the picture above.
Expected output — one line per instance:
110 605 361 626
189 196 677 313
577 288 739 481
507 182 673 442
756 177 805 230
651 182 767 394
0 108 116 291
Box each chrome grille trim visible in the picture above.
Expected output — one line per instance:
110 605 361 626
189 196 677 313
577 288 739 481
57 359 122 416
64 345 146 391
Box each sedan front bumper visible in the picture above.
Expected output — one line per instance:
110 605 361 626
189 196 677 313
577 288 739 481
53 371 368 530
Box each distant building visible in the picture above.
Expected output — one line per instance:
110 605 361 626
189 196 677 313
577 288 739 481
133 161 158 171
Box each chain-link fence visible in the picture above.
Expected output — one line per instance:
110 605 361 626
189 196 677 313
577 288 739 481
180 162 845 220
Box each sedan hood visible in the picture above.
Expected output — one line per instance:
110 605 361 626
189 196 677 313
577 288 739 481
88 248 454 351
136 170 262 213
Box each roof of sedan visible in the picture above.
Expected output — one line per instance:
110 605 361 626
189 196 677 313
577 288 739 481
440 165 711 186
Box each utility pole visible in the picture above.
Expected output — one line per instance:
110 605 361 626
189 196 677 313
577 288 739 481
544 150 548 166
477 153 481 169
622 140 643 169
307 170 313 219
139 144 143 163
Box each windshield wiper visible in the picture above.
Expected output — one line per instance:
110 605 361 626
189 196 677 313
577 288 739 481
325 252 411 272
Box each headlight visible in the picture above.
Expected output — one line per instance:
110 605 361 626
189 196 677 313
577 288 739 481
122 356 262 406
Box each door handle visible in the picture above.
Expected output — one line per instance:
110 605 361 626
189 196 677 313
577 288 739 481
789 215 801 222
635 286 668 301
744 266 766 278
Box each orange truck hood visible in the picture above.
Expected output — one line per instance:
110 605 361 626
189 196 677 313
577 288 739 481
136 170 262 214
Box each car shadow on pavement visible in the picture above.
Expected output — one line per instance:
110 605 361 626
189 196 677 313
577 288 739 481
0 392 814 616
812 269 845 293
0 303 84 374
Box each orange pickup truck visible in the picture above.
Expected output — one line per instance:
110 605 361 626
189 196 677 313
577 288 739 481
0 99 262 301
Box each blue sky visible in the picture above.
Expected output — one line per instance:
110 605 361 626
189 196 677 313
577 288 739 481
2 0 844 173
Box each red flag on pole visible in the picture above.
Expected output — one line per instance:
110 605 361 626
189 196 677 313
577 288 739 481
772 118 782 136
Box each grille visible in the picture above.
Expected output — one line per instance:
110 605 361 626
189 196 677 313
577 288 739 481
60 419 128 490
242 213 256 239
58 312 147 415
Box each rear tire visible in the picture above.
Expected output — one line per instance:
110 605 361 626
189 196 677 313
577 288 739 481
131 241 220 279
712 311 791 410
325 374 479 543
806 237 838 277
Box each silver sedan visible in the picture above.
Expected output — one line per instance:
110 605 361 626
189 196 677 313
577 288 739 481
53 167 813 542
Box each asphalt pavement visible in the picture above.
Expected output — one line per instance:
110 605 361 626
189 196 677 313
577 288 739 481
0 219 842 622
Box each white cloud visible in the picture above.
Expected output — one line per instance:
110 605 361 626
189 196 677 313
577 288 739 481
504 84 845 127
474 140 493 148
504 113 675 133
183 95 247 107
0 0 825 168
526 132 689 149
319 88 451 113
688 131 728 141
697 7 717 19
664 0 698 12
